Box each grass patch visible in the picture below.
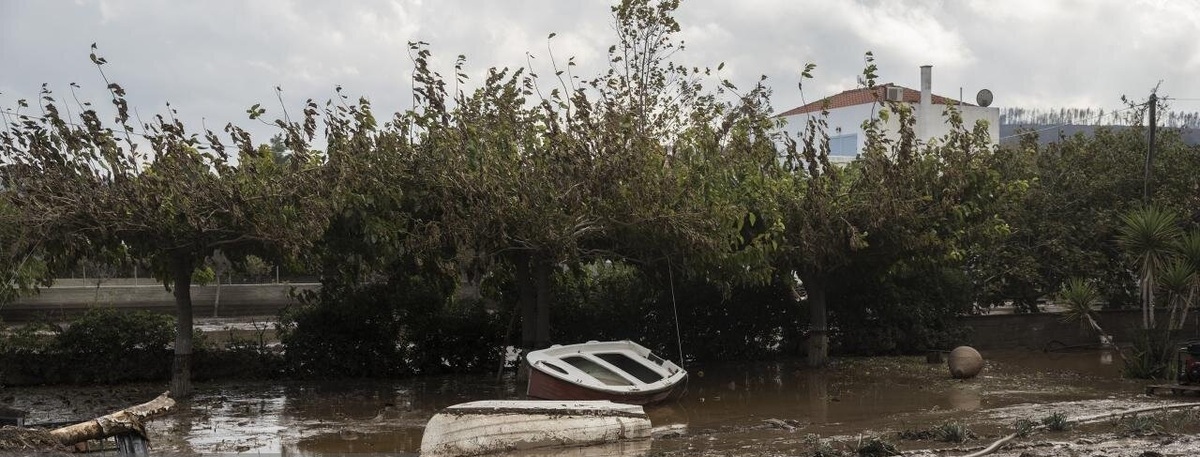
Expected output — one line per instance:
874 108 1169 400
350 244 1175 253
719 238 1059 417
1116 415 1163 436
1040 411 1070 431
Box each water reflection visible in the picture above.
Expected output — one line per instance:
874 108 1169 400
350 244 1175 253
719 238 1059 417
135 350 1134 455
947 384 981 411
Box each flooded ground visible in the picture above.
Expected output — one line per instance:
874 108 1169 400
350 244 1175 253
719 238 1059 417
4 348 1199 456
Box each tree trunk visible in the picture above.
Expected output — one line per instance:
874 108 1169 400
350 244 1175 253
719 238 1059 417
804 274 829 367
514 254 537 351
49 391 174 446
170 255 195 398
212 275 222 318
534 261 552 349
1084 314 1129 365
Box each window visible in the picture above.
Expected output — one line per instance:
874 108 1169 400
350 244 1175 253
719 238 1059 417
829 133 858 157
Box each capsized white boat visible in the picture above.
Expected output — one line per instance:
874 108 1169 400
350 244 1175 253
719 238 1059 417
419 400 651 456
526 340 687 405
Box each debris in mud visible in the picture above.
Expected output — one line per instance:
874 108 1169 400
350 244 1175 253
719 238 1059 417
0 426 68 453
760 418 801 431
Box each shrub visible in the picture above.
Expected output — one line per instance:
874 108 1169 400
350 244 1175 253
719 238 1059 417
279 263 503 378
54 308 174 383
552 261 798 363
932 422 974 443
854 437 900 457
1117 415 1162 436
1041 411 1070 431
279 282 411 378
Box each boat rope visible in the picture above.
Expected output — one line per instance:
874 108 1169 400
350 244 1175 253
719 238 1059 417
668 257 685 368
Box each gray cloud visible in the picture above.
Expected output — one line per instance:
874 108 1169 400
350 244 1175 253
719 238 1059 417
3 0 1198 144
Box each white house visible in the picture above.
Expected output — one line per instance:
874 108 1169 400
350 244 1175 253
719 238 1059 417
778 66 1000 161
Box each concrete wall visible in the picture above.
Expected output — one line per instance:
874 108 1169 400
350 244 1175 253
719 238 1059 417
779 102 1000 163
1 283 319 322
919 103 1000 145
957 309 1200 350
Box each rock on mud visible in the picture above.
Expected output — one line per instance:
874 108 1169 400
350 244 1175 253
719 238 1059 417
948 346 983 379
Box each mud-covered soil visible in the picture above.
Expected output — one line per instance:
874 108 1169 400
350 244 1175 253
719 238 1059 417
2 349 1198 456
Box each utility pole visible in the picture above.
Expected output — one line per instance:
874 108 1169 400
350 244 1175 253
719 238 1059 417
1143 92 1158 204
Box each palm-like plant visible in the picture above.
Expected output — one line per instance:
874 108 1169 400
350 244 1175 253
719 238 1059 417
1170 230 1200 327
1158 259 1196 330
1116 206 1183 329
1060 278 1128 363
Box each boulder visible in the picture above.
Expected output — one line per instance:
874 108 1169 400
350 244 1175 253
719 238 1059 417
947 346 983 379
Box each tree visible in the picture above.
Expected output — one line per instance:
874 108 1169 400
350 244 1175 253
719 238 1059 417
2 47 333 396
392 0 780 354
0 196 53 306
776 54 1013 365
1117 206 1183 329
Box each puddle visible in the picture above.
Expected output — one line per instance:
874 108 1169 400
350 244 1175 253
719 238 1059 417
3 348 1197 455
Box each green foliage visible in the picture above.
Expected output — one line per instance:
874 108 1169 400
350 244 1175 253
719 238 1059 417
1060 278 1100 324
191 265 216 286
279 262 503 377
194 322 283 380
552 262 798 362
1013 418 1037 437
1116 415 1163 436
1161 408 1200 432
0 319 57 356
931 422 974 443
1057 278 1126 358
280 283 411 378
7 0 1200 380
57 308 174 353
827 260 971 355
1123 329 1175 379
53 308 174 383
0 199 53 305
3 44 337 395
853 437 900 457
239 255 274 282
983 128 1200 311
1041 411 1070 431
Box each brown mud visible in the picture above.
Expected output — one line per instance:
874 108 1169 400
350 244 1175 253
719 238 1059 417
2 349 1197 456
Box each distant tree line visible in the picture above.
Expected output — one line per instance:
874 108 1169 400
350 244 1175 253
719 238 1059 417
1001 106 1200 129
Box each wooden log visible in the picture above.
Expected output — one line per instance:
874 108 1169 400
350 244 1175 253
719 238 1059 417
48 391 174 446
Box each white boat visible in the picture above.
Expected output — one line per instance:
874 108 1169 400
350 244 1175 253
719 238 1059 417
419 400 651 456
526 340 687 405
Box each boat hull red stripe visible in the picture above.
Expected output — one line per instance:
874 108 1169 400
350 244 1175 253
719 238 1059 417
526 367 686 405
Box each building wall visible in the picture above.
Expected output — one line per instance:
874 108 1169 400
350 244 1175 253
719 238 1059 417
919 104 1001 145
780 102 1000 160
957 309 1200 350
1 283 318 322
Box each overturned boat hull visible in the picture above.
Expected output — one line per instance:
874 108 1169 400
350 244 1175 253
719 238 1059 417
419 400 651 456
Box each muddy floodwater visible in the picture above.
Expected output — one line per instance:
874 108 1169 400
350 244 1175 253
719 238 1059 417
6 349 1200 456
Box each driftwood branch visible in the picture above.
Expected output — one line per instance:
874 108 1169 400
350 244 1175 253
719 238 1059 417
958 402 1200 457
48 391 175 446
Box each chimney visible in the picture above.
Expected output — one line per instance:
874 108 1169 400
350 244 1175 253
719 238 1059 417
920 65 932 107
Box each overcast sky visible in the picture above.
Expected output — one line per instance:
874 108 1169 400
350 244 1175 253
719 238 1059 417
3 0 1198 143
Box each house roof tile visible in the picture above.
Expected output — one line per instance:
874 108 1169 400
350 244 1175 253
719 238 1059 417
777 83 971 117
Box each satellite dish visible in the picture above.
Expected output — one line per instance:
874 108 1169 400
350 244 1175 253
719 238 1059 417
976 89 994 107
